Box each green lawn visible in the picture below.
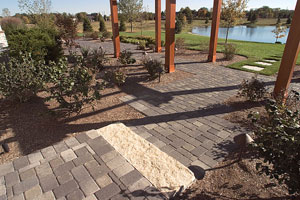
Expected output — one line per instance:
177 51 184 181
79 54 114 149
120 29 300 76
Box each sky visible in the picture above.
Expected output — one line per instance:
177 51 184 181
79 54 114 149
0 0 298 16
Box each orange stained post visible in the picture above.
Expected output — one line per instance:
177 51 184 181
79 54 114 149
155 0 162 52
208 0 222 62
165 0 176 73
274 0 300 97
110 0 120 58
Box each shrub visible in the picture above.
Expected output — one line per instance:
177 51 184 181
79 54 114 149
0 53 47 102
55 14 78 47
175 19 183 34
118 50 136 65
143 58 164 80
87 47 107 71
175 38 186 49
0 17 25 34
0 52 103 112
205 18 209 24
99 15 107 32
83 17 93 32
80 47 90 59
85 32 99 40
119 18 126 32
223 43 236 60
101 31 112 39
6 27 63 63
104 69 127 86
249 90 300 194
238 76 266 101
138 40 146 50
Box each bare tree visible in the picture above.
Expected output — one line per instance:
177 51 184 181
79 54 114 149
119 0 143 32
272 24 287 43
222 0 248 44
2 8 11 17
18 0 51 14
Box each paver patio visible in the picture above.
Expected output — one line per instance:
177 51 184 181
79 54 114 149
0 41 299 200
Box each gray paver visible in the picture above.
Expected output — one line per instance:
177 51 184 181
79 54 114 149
0 162 14 177
95 174 113 188
5 172 19 187
39 174 59 192
71 165 91 182
78 178 99 196
94 183 121 200
53 180 79 199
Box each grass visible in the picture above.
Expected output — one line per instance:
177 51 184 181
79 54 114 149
77 19 299 75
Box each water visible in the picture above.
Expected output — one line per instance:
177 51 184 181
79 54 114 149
192 25 290 44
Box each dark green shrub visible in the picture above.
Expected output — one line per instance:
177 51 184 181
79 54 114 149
6 27 63 63
223 43 236 60
175 19 183 34
99 15 107 32
205 18 209 24
249 90 300 194
119 19 126 32
104 69 127 86
238 76 266 101
83 18 93 32
118 50 136 65
143 58 164 80
0 53 47 102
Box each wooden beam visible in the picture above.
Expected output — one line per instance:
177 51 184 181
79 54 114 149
208 0 222 62
155 0 162 52
274 0 300 97
110 0 120 58
165 0 176 73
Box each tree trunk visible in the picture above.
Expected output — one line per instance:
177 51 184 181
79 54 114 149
225 24 230 44
131 22 133 33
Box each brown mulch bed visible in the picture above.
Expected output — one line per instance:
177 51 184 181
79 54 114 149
177 151 293 200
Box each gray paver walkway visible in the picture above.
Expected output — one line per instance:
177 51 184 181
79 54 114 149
1 40 299 199
0 130 166 200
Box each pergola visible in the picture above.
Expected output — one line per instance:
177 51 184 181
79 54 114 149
109 0 300 97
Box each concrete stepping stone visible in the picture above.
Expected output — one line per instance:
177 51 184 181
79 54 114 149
97 123 195 198
263 59 277 63
242 65 264 71
255 61 272 66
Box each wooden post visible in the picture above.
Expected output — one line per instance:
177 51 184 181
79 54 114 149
155 0 162 52
274 0 300 97
165 0 176 73
208 0 222 62
110 0 120 58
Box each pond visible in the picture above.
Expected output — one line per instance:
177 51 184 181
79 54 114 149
192 25 290 44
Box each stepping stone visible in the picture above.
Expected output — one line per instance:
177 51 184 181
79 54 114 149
255 61 272 66
242 65 264 71
263 59 277 63
97 123 195 198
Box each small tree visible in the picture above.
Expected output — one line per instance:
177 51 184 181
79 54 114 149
118 0 143 33
250 13 258 23
55 14 78 46
175 19 182 34
119 18 126 32
83 17 93 32
99 15 106 32
272 24 287 43
222 0 248 44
